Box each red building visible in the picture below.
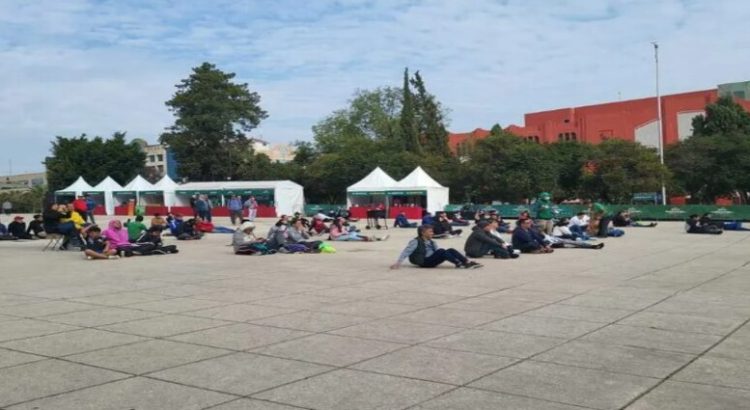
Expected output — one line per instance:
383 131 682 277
449 81 750 154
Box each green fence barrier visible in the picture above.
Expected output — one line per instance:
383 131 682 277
445 204 750 221
304 204 345 216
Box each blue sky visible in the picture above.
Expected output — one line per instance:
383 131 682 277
1 0 749 173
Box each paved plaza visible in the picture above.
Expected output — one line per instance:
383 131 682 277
1 217 750 409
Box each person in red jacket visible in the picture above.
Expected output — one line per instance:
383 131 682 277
73 196 89 223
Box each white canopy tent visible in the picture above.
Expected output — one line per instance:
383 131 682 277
115 175 159 205
394 166 450 214
174 180 304 216
154 175 179 208
55 177 94 199
346 167 398 207
89 176 124 216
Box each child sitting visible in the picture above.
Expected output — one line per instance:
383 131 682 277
82 226 119 260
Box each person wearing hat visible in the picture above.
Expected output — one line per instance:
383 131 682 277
8 216 32 239
464 220 516 259
233 221 269 254
26 214 46 239
532 192 555 234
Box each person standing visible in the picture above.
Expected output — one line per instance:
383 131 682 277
85 195 97 224
532 192 555 234
244 196 258 221
195 195 209 221
227 195 243 225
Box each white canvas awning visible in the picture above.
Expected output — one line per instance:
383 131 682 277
394 167 450 214
346 167 398 194
154 175 179 207
55 176 94 197
90 176 124 215
174 180 304 216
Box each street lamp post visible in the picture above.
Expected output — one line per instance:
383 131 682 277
653 42 667 205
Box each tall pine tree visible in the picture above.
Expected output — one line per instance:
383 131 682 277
411 70 449 156
399 68 421 154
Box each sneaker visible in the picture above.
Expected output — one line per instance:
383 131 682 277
594 243 605 249
464 261 483 269
86 255 93 260
152 249 166 255
123 250 134 257
378 235 390 241
510 253 520 259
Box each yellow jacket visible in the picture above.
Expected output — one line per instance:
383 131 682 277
61 211 86 229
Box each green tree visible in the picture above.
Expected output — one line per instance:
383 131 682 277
582 140 669 203
400 68 421 154
44 132 145 191
411 70 450 156
548 141 597 199
468 131 559 203
160 62 267 181
692 96 750 137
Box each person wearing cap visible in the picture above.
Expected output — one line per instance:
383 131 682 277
26 214 46 238
464 220 516 259
233 221 268 254
391 224 480 270
8 216 32 239
532 192 555 234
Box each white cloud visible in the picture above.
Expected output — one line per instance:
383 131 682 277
0 0 748 172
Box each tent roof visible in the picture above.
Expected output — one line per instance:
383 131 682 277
395 166 446 189
56 176 94 193
154 175 179 190
122 175 156 192
175 180 302 193
347 167 398 192
91 176 123 192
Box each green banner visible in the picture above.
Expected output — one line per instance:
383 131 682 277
304 204 344 215
445 204 750 221
349 191 387 197
176 190 221 196
223 189 273 196
385 190 427 196
113 191 135 195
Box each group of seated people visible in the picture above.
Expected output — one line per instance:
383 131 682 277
0 215 46 240
231 214 338 255
82 219 178 260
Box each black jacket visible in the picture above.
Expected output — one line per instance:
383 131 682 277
8 221 26 238
464 227 502 257
512 227 543 250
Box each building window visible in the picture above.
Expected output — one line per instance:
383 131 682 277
148 155 155 163
534 136 540 143
564 119 570 123
558 133 564 141
571 133 577 141
157 154 164 162
157 165 164 172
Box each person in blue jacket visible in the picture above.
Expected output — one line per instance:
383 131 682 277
512 218 554 254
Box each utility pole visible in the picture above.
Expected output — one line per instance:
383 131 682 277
653 42 667 205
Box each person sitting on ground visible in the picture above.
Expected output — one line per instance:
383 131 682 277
512 217 554 253
485 219 520 255
391 224 481 270
546 220 604 249
26 214 46 239
421 211 435 226
232 222 270 255
82 225 119 260
0 221 16 240
103 220 154 256
394 212 417 228
552 218 589 241
292 212 311 230
286 218 322 252
150 213 168 230
137 226 178 254
464 220 517 259
686 214 723 234
432 212 462 238
171 215 203 240
195 216 214 233
488 211 511 233
569 211 590 237
329 217 388 241
125 215 148 242
8 216 33 239
447 212 470 226
612 210 657 228
309 215 329 235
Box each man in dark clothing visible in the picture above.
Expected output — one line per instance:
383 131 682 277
8 216 33 239
137 227 178 254
686 214 723 234
432 212 462 238
27 214 46 238
464 220 516 259
391 225 480 269
512 218 554 253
